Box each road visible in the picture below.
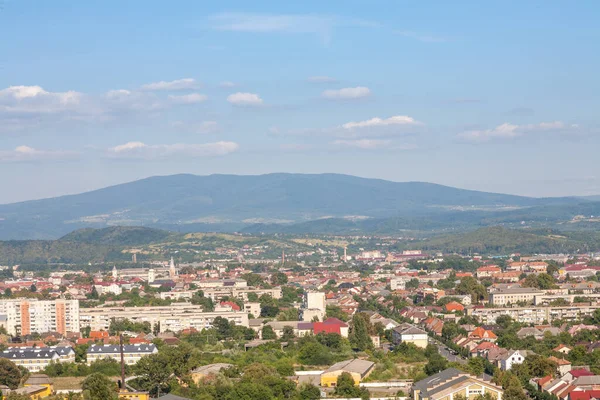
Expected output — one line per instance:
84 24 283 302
430 339 467 364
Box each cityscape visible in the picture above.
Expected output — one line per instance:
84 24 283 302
2 1 600 400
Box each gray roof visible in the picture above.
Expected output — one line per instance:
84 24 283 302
5 346 74 356
573 376 600 385
25 375 52 385
413 368 496 398
87 344 157 354
324 359 375 377
413 368 464 395
393 323 427 336
0 350 60 360
153 395 193 400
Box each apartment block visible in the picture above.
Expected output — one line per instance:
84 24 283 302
0 299 79 336
80 303 249 333
467 305 600 325
488 288 544 306
86 344 158 365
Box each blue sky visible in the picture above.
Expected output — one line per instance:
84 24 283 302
1 0 599 203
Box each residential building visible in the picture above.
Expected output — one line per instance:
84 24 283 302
0 298 80 336
80 304 249 332
412 368 503 400
0 349 60 372
392 323 429 348
467 305 600 325
86 343 158 365
320 359 375 387
313 318 349 338
302 292 326 322
489 288 544 306
499 350 533 371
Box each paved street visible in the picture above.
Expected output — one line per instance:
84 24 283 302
431 339 467 364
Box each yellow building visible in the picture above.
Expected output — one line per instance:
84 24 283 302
412 368 503 400
320 359 375 387
118 390 150 400
22 374 54 399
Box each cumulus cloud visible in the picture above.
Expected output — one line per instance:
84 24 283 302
227 92 263 106
140 78 197 91
307 76 338 83
168 93 208 104
322 86 370 100
108 141 239 159
0 85 83 114
0 145 77 162
458 121 578 142
342 115 421 129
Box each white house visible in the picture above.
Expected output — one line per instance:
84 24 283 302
500 350 533 371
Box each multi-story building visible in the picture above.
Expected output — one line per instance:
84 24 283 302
0 299 80 336
0 346 74 372
200 287 282 302
488 288 544 306
80 303 249 332
301 291 326 322
86 344 158 365
467 304 600 325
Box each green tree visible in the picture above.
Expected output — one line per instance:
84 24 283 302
0 359 22 389
325 305 349 322
424 353 448 375
298 384 321 400
349 313 373 351
81 373 117 400
405 278 420 289
281 325 295 341
271 272 288 285
134 353 173 397
261 325 277 340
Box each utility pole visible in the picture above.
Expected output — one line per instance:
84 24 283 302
119 334 126 392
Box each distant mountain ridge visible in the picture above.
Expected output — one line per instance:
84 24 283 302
0 173 588 239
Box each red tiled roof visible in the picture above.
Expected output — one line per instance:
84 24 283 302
570 369 595 378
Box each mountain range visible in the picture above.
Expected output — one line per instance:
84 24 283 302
0 173 597 240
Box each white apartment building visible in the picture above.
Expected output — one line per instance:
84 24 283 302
0 346 74 372
0 299 80 336
86 344 158 365
80 303 249 333
467 304 600 325
302 292 326 322
488 288 544 306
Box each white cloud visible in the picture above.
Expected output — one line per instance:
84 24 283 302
108 141 239 159
342 115 421 129
458 121 577 142
0 145 77 162
168 93 208 104
0 85 83 114
219 81 236 88
332 139 391 149
227 92 263 106
307 76 338 83
322 86 371 100
140 78 197 91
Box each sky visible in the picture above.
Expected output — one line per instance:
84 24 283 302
1 0 599 203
